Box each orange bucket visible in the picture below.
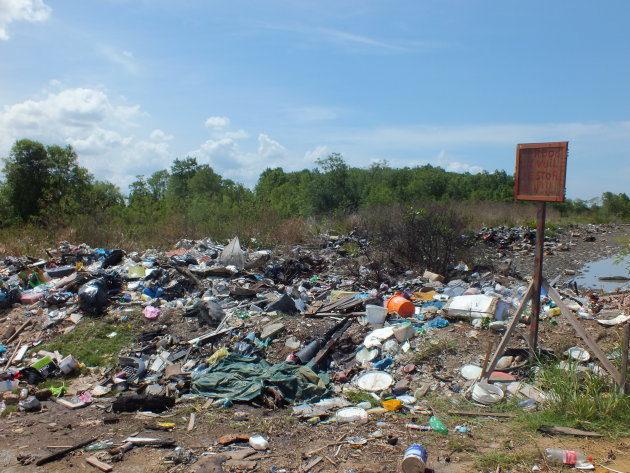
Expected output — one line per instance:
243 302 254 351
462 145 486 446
386 294 415 317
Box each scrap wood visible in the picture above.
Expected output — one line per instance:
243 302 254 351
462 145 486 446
305 311 365 318
187 412 196 431
6 320 31 344
448 410 516 418
86 456 113 472
536 425 603 437
301 456 323 472
35 437 99 466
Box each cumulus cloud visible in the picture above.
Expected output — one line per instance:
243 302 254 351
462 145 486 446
435 150 483 174
258 133 287 160
304 145 328 163
0 86 176 189
204 116 230 129
0 0 51 40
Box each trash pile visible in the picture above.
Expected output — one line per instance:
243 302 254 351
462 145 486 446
0 231 628 471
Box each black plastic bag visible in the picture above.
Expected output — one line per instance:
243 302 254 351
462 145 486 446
101 249 124 269
78 278 108 314
169 254 198 266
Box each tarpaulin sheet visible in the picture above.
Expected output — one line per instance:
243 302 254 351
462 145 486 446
190 353 331 403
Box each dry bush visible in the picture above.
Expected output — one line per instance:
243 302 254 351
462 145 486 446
356 203 470 275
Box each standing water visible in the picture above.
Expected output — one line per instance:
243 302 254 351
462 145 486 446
575 254 630 292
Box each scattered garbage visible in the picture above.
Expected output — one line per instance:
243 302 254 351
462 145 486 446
0 225 627 470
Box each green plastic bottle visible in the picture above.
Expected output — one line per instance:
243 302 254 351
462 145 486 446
429 416 448 434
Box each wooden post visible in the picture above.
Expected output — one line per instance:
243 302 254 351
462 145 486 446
621 322 629 395
530 202 546 357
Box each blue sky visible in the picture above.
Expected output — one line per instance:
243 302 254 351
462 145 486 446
1 0 629 200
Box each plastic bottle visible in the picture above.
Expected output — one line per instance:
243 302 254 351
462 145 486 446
544 448 593 468
428 416 448 434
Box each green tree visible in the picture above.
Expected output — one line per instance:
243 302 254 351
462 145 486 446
2 139 92 221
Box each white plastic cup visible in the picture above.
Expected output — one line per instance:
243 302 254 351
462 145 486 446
366 304 388 327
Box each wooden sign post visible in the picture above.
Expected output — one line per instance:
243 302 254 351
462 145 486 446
515 142 568 351
481 141 625 390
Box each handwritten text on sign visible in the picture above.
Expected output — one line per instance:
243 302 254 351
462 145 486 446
515 142 568 202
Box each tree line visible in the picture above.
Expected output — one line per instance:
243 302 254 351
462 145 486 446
1 139 629 233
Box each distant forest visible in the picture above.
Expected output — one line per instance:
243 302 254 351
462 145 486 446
1 139 629 246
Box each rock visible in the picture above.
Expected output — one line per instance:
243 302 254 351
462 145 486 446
192 454 229 473
392 379 410 396
226 448 256 460
34 389 52 401
260 322 285 340
495 356 514 370
414 382 430 398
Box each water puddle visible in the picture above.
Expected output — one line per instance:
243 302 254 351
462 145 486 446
575 254 630 292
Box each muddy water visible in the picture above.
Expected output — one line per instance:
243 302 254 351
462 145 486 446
576 254 630 292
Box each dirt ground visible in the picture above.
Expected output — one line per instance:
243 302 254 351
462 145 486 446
1 225 629 473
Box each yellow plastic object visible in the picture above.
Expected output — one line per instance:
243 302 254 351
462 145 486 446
207 347 229 365
382 399 402 411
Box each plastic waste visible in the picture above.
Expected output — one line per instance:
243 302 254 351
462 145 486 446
221 237 245 269
248 435 269 450
429 416 448 434
402 444 427 473
544 448 593 469
78 278 109 313
425 316 449 328
84 440 114 451
18 396 41 412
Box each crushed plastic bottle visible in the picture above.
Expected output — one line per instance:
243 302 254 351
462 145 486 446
428 416 448 434
544 448 593 469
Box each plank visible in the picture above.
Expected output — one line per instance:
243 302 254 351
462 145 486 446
543 280 622 384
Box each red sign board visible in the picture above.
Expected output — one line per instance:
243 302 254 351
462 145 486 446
515 142 568 202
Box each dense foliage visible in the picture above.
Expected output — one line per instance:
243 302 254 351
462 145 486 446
1 139 629 243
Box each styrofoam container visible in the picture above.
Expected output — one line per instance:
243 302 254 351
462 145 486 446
471 382 504 404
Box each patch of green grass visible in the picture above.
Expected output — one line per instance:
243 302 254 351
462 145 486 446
345 390 380 407
340 241 360 257
39 312 142 367
525 362 630 437
412 337 457 364
474 450 537 471
447 437 478 454
1 404 18 417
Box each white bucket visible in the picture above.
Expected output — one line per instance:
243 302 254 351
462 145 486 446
366 304 388 327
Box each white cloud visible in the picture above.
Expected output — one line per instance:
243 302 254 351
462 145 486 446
0 0 51 40
0 86 175 189
304 145 328 163
258 133 286 160
435 149 483 174
204 116 230 129
99 46 139 74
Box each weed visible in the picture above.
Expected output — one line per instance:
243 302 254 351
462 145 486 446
474 450 537 471
39 312 142 367
447 437 477 454
1 404 18 417
345 390 380 407
412 337 457 364
530 361 630 436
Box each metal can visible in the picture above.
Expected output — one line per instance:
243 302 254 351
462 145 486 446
402 444 427 473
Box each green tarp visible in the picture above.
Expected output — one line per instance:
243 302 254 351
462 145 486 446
190 353 331 403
